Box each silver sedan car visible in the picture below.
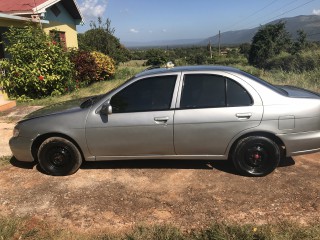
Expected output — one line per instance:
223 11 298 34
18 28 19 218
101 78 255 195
9 66 320 176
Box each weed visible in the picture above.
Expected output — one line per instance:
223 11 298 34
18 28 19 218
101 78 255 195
0 216 319 240
0 156 11 168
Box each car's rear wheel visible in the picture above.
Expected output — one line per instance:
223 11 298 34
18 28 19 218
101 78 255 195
38 137 82 176
232 136 280 177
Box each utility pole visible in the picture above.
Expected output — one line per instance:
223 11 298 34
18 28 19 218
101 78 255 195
218 30 221 56
209 39 212 59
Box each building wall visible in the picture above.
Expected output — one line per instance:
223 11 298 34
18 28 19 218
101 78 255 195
0 1 80 54
43 2 79 48
43 22 78 48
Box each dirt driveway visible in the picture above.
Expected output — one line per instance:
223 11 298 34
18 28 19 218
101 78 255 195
0 107 319 233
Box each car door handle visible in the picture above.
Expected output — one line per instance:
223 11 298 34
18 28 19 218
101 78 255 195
154 116 169 124
236 113 252 119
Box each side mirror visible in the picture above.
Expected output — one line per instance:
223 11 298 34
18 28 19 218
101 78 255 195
100 103 112 115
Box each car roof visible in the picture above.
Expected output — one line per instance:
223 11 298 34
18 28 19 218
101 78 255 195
135 65 242 78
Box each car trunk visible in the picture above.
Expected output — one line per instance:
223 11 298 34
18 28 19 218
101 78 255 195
278 85 320 98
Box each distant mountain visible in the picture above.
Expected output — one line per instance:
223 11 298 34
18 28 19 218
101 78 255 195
202 15 320 46
123 39 202 48
122 15 320 48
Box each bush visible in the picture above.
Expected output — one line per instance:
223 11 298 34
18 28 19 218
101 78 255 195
145 49 168 66
69 50 98 86
90 51 115 80
265 50 320 72
0 25 74 99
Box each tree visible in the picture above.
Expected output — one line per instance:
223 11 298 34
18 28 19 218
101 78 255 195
248 21 291 68
239 43 251 58
291 29 307 54
145 49 167 66
78 17 131 64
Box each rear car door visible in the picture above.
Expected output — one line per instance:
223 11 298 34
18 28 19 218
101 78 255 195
174 72 263 156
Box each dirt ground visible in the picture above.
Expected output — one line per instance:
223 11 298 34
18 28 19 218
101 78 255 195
0 106 319 233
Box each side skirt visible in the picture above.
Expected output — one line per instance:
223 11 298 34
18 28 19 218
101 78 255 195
87 155 228 161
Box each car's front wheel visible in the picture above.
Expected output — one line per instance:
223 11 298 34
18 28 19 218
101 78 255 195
38 137 82 176
232 136 280 177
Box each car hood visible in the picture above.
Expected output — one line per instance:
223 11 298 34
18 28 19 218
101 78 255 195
23 97 92 121
278 85 320 98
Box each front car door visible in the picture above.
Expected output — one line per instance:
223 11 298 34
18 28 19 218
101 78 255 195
85 74 180 159
174 72 263 157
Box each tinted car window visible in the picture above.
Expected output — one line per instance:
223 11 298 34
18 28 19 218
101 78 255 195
227 79 252 107
180 74 226 108
111 75 176 113
180 74 252 109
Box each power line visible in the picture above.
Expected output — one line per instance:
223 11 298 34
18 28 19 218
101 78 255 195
244 0 317 30
224 0 278 31
245 0 301 29
307 32 320 36
214 0 317 45
264 0 317 23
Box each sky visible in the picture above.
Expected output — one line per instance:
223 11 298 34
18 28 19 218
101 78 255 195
77 0 320 43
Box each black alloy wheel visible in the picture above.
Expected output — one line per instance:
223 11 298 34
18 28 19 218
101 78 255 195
232 136 280 177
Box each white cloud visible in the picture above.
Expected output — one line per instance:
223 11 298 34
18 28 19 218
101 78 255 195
79 0 108 19
162 29 167 32
313 9 320 15
130 28 139 33
120 8 129 14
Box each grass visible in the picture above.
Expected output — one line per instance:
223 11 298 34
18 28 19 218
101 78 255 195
0 217 19 240
233 64 320 93
0 216 319 240
15 62 319 107
0 156 11 168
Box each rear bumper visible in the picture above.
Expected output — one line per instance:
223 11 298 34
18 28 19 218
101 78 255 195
277 131 320 156
9 136 34 162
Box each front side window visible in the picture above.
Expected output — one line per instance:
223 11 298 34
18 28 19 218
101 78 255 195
110 75 177 113
180 74 252 109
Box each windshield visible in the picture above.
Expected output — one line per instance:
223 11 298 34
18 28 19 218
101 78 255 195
80 76 136 109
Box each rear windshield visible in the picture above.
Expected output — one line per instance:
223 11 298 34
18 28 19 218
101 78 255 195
240 71 288 96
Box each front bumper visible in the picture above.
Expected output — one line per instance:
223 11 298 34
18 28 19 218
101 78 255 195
278 130 320 156
9 136 34 162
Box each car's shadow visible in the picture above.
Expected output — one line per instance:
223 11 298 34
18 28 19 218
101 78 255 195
81 156 295 175
81 159 241 175
278 157 295 167
10 157 37 169
9 156 295 176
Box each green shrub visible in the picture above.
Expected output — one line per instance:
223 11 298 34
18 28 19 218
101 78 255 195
145 49 168 66
90 51 115 80
69 50 98 86
265 50 320 72
0 25 74 99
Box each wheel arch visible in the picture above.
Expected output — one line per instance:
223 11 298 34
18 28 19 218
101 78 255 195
228 131 286 159
31 133 85 162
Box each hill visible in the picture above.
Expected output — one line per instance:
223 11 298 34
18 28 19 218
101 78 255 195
123 15 320 48
202 15 320 46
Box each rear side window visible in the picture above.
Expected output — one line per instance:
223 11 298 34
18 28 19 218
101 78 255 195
227 79 252 107
180 74 252 109
111 75 177 113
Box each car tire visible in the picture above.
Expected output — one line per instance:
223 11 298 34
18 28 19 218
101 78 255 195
38 137 82 176
232 136 280 177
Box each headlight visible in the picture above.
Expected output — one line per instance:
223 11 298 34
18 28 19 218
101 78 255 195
13 125 20 137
